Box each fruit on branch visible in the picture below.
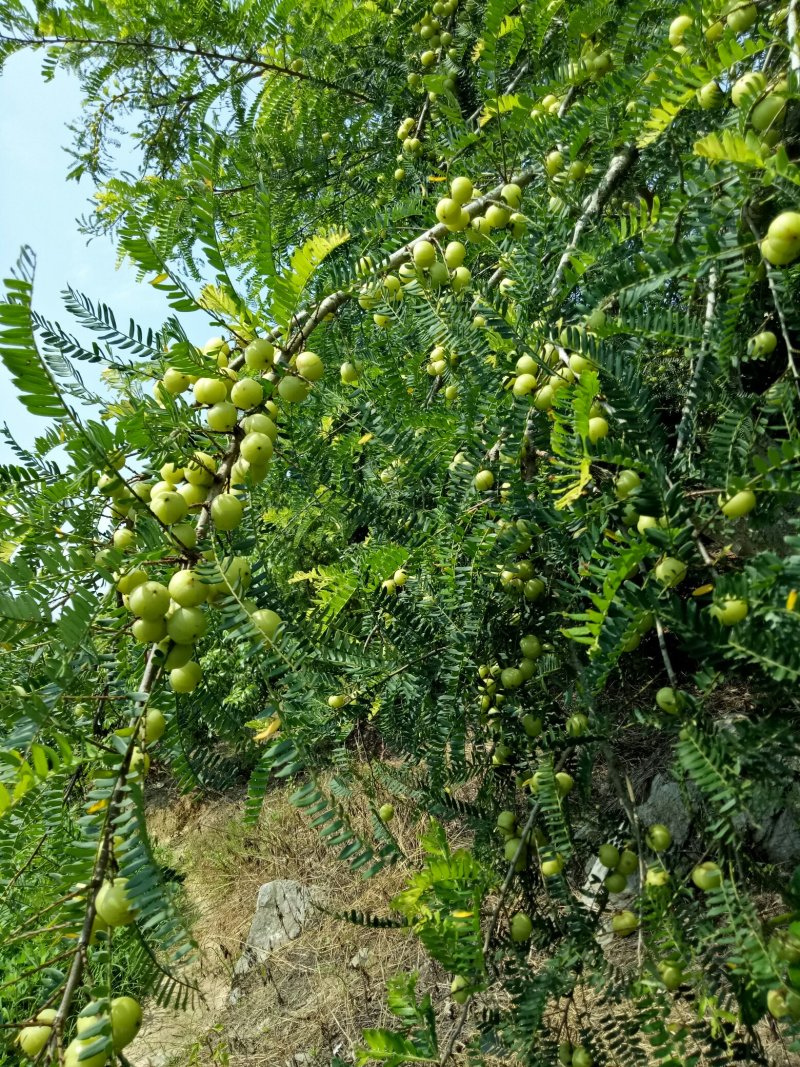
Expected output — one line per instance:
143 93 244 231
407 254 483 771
251 608 282 639
510 912 533 941
588 417 608 443
497 810 516 834
378 803 395 822
598 843 620 868
210 492 244 531
117 568 147 595
167 606 207 644
611 909 638 936
645 867 670 887
747 331 777 359
655 687 681 713
691 861 722 890
132 618 167 643
444 241 466 269
558 1043 573 1066
109 996 142 1050
185 452 217 486
169 660 202 693
231 378 265 410
522 714 542 737
485 204 511 228
450 976 470 1004
604 871 627 893
616 848 638 875
654 557 687 587
731 71 766 109
500 667 524 689
709 597 748 625
545 151 564 177
751 87 787 133
296 351 324 381
566 713 589 737
541 853 564 877
96 877 135 926
129 581 170 621
697 81 721 108
143 709 166 743
18 1010 57 1056
572 1047 592 1067
206 401 238 432
614 469 641 499
726 2 756 31
762 211 800 265
244 339 275 371
113 527 135 551
474 469 494 491
63 1038 109 1067
162 367 192 395
451 176 472 203
658 961 683 990
645 824 672 851
278 375 311 403
168 569 207 608
668 14 692 47
193 377 228 405
241 432 274 466
436 197 462 225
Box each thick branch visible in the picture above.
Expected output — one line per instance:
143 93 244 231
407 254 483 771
675 266 718 457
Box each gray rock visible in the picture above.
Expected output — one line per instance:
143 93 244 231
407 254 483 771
762 808 800 865
233 880 322 980
636 773 692 846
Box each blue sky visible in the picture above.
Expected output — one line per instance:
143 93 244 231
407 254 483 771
0 50 174 461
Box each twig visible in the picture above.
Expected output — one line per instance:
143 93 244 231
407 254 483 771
788 0 800 72
675 266 718 457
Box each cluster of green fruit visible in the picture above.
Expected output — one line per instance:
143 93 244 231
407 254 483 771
613 469 754 624
408 2 459 77
495 554 546 604
767 921 800 1019
495 808 565 876
18 996 142 1065
381 567 409 596
508 318 607 423
597 840 640 895
558 1041 594 1067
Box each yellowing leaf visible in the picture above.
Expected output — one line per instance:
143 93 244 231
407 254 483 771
87 798 109 814
555 458 592 510
253 717 282 743
358 432 374 445
150 272 169 285
427 175 447 183
693 130 765 168
787 589 798 612
692 583 714 597
478 94 521 127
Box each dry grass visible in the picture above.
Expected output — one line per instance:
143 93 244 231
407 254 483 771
126 777 456 1066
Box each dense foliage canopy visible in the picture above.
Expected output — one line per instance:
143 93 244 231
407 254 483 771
1 0 800 1064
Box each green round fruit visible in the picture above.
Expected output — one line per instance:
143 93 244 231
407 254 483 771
616 848 638 875
604 872 627 893
296 351 324 382
167 606 207 644
18 1023 53 1057
497 810 516 833
474 469 495 491
646 823 672 852
731 71 766 108
598 843 620 868
96 877 135 926
451 176 473 204
413 240 437 269
524 578 545 601
510 911 533 941
132 617 167 643
340 362 359 384
110 996 142 1051
210 492 244 531
709 597 749 625
251 608 282 640
240 432 274 466
588 417 608 443
558 1043 573 1066
450 975 470 1004
691 861 722 890
545 150 564 176
168 569 207 608
63 1038 109 1067
614 469 641 499
520 634 542 659
655 687 680 714
659 962 683 990
129 581 170 621
611 909 638 936
501 667 524 690
169 660 202 693
566 713 589 737
767 988 789 1019
206 400 237 432
668 13 692 46
697 81 721 109
726 2 756 31
143 709 166 743
193 377 227 405
747 331 777 359
654 557 687 587
164 643 194 669
231 377 264 410
244 338 275 371
572 1046 593 1067
541 853 564 877
150 490 189 525
522 714 542 737
555 772 574 796
378 802 395 822
278 375 310 403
